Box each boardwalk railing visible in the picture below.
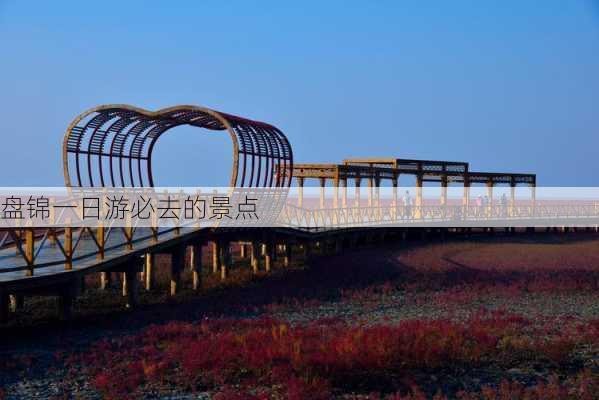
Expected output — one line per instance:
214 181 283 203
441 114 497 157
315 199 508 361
278 203 599 229
1 201 599 278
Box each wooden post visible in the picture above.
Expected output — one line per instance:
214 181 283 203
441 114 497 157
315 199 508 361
486 180 494 216
297 177 304 208
124 261 140 308
48 204 57 245
392 176 399 220
264 242 273 272
333 177 339 209
124 212 133 250
355 177 361 207
332 177 339 225
220 242 230 281
440 174 448 206
463 177 470 218
374 177 381 221
100 270 113 290
239 242 247 259
211 241 219 274
319 178 326 209
170 247 184 296
375 177 381 207
24 228 34 277
510 180 516 217
121 272 128 297
190 243 202 290
251 242 259 273
64 226 73 270
98 224 110 289
341 179 347 208
415 173 423 219
283 244 292 267
144 253 154 291
9 294 24 312
100 271 112 290
9 295 16 312
97 226 105 259
530 182 536 216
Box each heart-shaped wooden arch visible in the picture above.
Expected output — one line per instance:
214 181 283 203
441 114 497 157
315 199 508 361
62 104 293 188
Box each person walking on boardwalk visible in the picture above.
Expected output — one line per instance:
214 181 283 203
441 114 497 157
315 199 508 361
475 195 483 217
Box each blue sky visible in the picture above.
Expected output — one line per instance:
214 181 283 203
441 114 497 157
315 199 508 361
1 1 598 186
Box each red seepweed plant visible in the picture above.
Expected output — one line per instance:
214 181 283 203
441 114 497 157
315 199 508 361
66 309 598 399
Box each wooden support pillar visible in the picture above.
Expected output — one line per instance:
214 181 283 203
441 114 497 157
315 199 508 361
264 241 273 272
251 242 260 273
100 271 112 290
283 244 292 267
341 179 347 208
64 226 73 270
440 174 448 206
415 173 423 219
510 181 516 217
530 182 536 216
98 225 110 289
367 177 373 207
374 177 381 221
170 247 184 296
220 242 230 281
355 177 362 207
319 178 326 209
144 253 154 291
486 180 494 216
297 177 304 208
463 177 470 218
239 242 247 259
190 243 202 290
124 263 139 308
8 295 16 312
48 210 57 245
9 294 24 312
96 226 105 260
333 177 339 209
24 228 34 277
121 272 128 297
211 241 219 274
392 175 399 220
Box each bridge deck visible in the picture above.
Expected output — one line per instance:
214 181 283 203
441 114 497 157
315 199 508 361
0 228 188 288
